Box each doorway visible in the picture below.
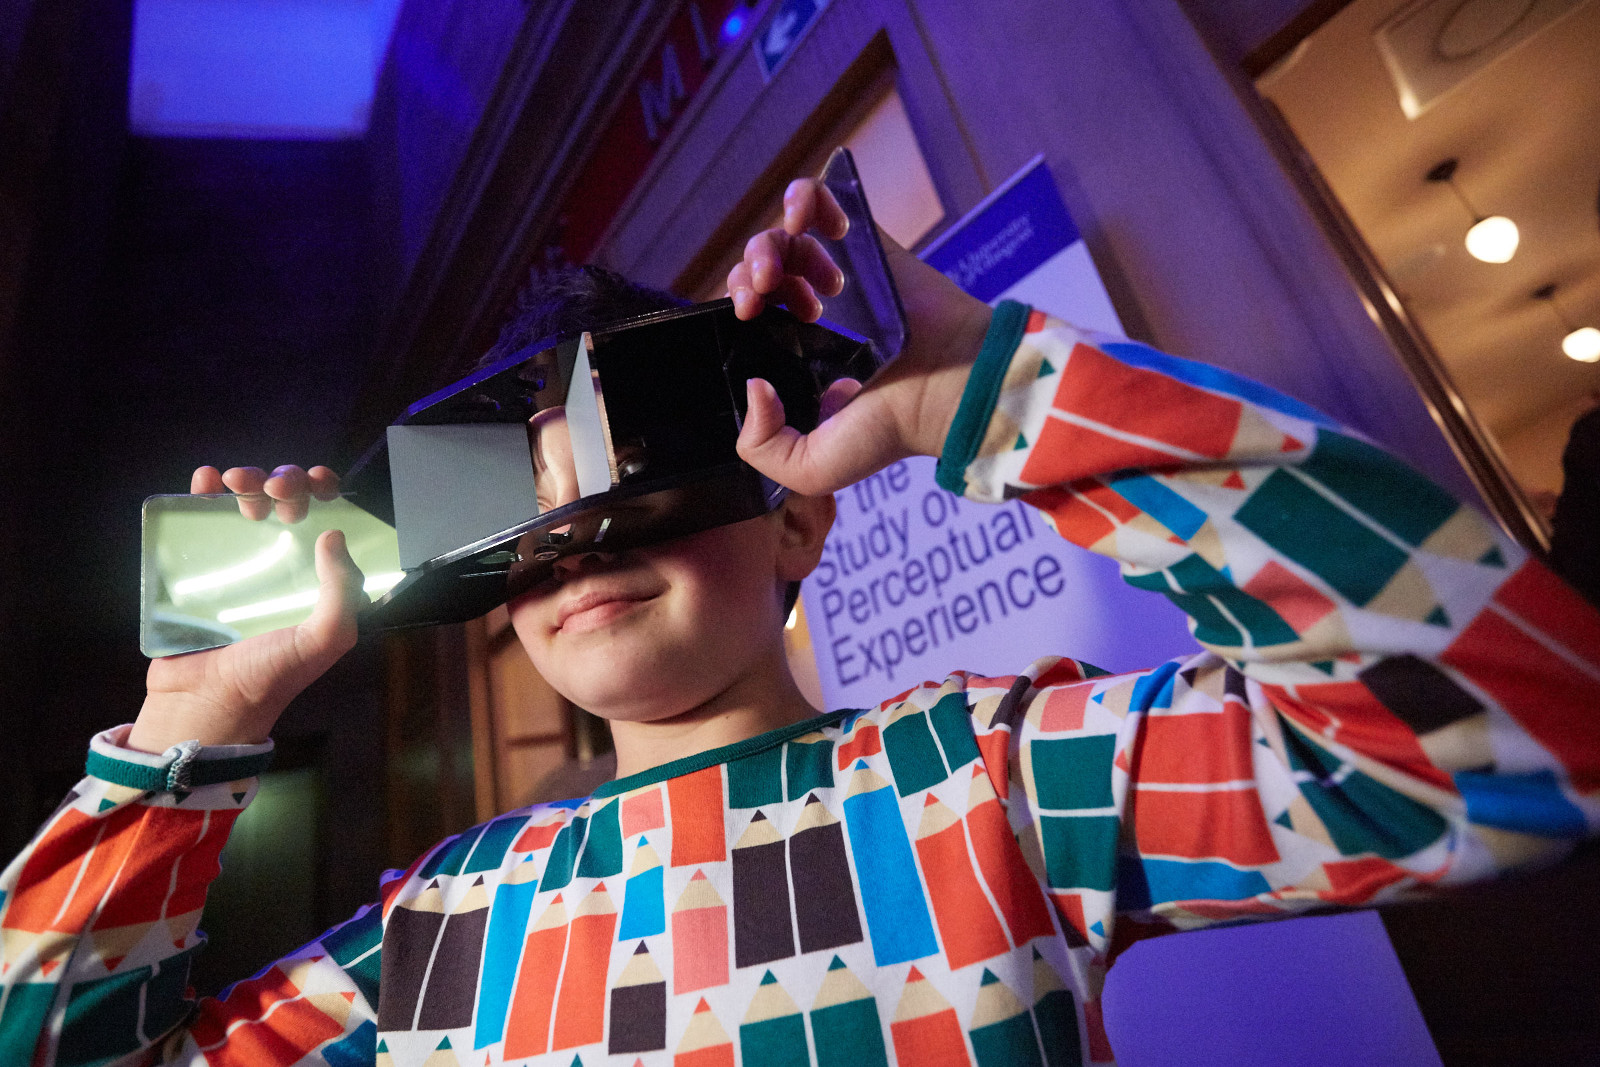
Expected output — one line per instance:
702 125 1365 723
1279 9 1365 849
1255 0 1600 550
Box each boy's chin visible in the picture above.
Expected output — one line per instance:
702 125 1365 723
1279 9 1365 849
589 702 706 726
553 670 730 726
574 697 727 730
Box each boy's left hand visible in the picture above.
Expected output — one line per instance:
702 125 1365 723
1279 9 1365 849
191 463 342 522
727 179 991 497
127 463 360 754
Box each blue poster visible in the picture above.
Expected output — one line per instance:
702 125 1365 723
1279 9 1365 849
921 158 1081 302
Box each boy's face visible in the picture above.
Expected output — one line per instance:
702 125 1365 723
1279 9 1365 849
507 516 793 722
508 404 832 722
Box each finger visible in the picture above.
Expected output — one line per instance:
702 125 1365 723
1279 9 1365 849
818 377 863 422
786 233 844 298
737 376 858 495
768 275 823 322
727 260 763 320
273 495 310 524
783 179 848 240
739 379 901 496
222 466 272 521
265 465 311 524
738 377 833 495
744 229 792 295
739 378 797 461
221 466 268 495
191 466 225 494
308 466 341 501
296 530 366 663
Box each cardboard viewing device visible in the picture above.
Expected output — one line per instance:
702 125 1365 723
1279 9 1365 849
140 148 907 656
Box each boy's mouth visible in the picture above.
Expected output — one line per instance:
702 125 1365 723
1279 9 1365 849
555 587 657 634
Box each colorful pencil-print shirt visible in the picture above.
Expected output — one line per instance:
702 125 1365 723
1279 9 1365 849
5 301 1600 1067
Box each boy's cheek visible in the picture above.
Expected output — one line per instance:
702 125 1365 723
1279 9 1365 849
506 596 557 659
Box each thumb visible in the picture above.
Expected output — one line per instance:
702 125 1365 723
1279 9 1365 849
296 530 366 662
737 376 895 496
818 377 863 422
738 377 806 482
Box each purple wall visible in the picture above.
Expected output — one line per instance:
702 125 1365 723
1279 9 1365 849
366 0 527 278
1104 913 1442 1067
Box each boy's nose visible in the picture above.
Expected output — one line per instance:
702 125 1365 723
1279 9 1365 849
551 549 618 579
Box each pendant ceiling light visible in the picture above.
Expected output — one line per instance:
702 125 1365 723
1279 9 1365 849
1533 284 1600 364
1426 158 1519 263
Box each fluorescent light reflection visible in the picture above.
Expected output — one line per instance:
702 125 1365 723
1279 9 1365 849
214 570 405 625
365 571 405 596
173 531 294 596
217 588 317 624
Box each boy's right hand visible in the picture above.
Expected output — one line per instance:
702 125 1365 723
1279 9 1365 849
126 465 364 754
727 178 992 497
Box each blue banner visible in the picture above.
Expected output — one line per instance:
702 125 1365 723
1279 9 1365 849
921 159 1081 304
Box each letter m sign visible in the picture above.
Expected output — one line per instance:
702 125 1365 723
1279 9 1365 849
638 42 687 143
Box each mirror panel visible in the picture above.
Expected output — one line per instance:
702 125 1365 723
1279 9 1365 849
141 494 402 657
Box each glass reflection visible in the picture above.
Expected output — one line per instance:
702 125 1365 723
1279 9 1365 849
141 494 401 657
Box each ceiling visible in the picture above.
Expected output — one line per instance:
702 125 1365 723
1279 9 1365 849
1260 0 1600 494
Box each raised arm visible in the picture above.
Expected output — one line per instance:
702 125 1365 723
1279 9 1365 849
0 463 369 1065
948 307 1599 936
730 180 1600 948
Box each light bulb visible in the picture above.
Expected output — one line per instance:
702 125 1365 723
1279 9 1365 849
1562 326 1600 363
1464 216 1518 263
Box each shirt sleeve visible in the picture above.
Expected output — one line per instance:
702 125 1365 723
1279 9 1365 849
0 727 384 1067
945 302 1600 945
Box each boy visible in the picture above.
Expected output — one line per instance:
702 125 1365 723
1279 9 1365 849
3 179 1597 1066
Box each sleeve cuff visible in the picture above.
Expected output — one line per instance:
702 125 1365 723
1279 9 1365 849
87 725 274 792
935 299 1031 494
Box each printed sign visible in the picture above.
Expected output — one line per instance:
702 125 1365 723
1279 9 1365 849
544 0 747 266
920 158 1081 302
807 458 1067 694
754 0 831 79
801 157 1194 711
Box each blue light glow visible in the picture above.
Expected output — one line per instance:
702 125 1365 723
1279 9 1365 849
721 12 745 40
130 0 403 139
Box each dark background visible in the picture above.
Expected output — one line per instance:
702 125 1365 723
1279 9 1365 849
0 0 419 989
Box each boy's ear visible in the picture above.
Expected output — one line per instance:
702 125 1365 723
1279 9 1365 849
774 492 836 582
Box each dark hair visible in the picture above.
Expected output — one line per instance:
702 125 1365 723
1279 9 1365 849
481 264 688 368
490 265 804 618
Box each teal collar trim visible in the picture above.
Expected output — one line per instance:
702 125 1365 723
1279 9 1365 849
935 299 1031 494
591 708 857 799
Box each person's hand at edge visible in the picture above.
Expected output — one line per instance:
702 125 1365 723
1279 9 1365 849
727 177 992 496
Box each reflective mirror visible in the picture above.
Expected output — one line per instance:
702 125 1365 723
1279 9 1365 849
141 494 402 657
